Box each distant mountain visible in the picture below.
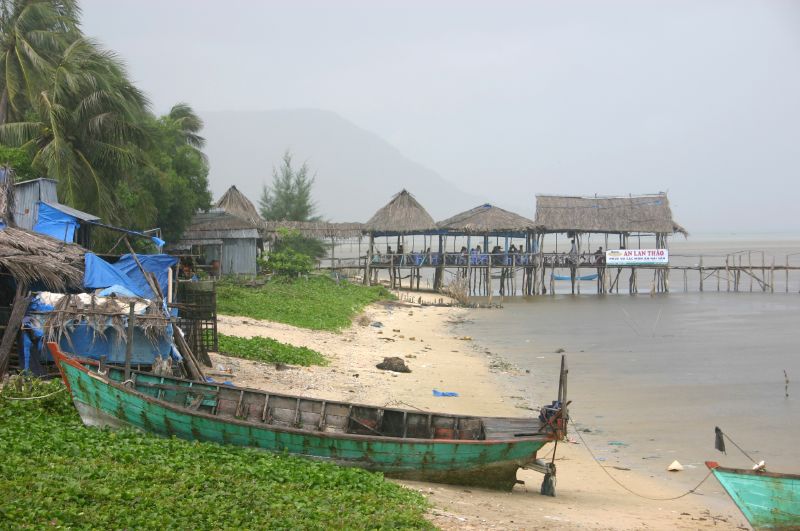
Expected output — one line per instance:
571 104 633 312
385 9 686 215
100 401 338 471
200 109 482 222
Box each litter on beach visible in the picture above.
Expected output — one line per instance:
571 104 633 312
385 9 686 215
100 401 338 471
433 389 459 397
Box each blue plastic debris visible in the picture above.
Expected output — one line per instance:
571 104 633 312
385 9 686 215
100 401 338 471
432 389 459 397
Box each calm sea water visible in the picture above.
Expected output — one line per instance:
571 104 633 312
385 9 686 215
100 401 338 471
452 234 800 510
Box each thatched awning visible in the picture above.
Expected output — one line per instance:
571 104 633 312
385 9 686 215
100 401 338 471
215 185 263 228
437 204 535 234
365 190 436 235
179 210 260 242
0 227 85 291
534 194 687 235
262 220 364 240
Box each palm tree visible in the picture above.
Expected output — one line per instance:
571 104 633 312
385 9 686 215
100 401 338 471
0 0 80 123
0 36 149 220
162 102 205 151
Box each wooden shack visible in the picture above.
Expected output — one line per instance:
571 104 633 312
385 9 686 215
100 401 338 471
174 186 264 276
0 226 86 375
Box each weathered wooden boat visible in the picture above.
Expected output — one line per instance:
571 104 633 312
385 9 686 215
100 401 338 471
49 342 569 491
706 461 800 529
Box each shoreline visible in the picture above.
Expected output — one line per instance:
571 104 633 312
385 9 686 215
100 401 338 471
212 293 747 530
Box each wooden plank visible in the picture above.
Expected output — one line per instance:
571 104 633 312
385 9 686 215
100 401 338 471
293 397 301 426
0 286 30 376
261 394 271 422
234 390 245 418
124 304 135 381
318 401 327 431
137 381 216 395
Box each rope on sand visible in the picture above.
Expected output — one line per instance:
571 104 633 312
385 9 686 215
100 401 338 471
571 418 714 501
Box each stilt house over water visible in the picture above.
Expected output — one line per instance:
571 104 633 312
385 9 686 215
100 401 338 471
363 190 437 287
436 204 537 293
533 193 688 293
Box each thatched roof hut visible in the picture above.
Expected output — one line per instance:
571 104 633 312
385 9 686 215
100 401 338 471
0 226 85 291
437 204 535 235
215 185 263 228
534 194 687 235
215 186 364 240
364 190 436 235
178 210 260 244
171 208 261 276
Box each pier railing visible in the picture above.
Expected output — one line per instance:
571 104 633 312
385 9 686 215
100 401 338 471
316 250 800 296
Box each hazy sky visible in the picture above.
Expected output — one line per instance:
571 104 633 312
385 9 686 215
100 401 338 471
81 1 800 232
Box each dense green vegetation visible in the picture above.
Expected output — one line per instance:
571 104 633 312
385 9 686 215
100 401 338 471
0 377 431 529
218 333 327 366
217 275 393 331
0 0 211 248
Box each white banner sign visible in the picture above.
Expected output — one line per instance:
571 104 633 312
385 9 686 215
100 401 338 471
606 249 668 266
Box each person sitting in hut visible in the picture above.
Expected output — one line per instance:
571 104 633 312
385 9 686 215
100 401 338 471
491 245 502 265
594 247 605 265
516 244 526 265
458 246 468 265
397 243 406 266
568 239 578 265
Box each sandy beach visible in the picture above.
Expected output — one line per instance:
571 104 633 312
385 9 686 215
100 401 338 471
211 293 749 530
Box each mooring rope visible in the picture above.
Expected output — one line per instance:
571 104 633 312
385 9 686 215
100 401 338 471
570 417 714 501
0 387 66 401
720 429 759 466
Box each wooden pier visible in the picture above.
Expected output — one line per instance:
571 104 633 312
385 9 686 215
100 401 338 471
319 249 800 296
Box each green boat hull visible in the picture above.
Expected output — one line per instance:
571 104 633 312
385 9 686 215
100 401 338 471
58 359 554 490
707 462 800 529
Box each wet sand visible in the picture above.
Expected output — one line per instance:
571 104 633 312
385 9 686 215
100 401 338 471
460 292 799 523
213 292 749 529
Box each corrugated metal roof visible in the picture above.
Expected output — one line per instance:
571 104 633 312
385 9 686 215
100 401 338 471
42 201 100 222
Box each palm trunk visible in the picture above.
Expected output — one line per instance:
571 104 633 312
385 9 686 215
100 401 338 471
0 88 8 125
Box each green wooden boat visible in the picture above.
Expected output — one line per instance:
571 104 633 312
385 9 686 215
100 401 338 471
706 461 800 529
49 342 568 491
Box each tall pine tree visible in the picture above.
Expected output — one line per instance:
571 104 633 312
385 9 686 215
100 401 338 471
259 150 320 221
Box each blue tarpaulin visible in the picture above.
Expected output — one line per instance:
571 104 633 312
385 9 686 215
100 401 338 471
83 253 178 298
33 202 78 242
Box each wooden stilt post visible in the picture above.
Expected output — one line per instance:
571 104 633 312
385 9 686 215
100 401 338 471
466 235 472 297
786 256 790 294
124 303 135 381
726 256 731 292
770 257 775 294
434 235 444 290
364 233 374 285
0 285 30 376
699 256 704 292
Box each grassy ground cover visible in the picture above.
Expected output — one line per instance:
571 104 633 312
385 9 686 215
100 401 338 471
217 275 393 331
0 377 430 530
218 333 328 366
